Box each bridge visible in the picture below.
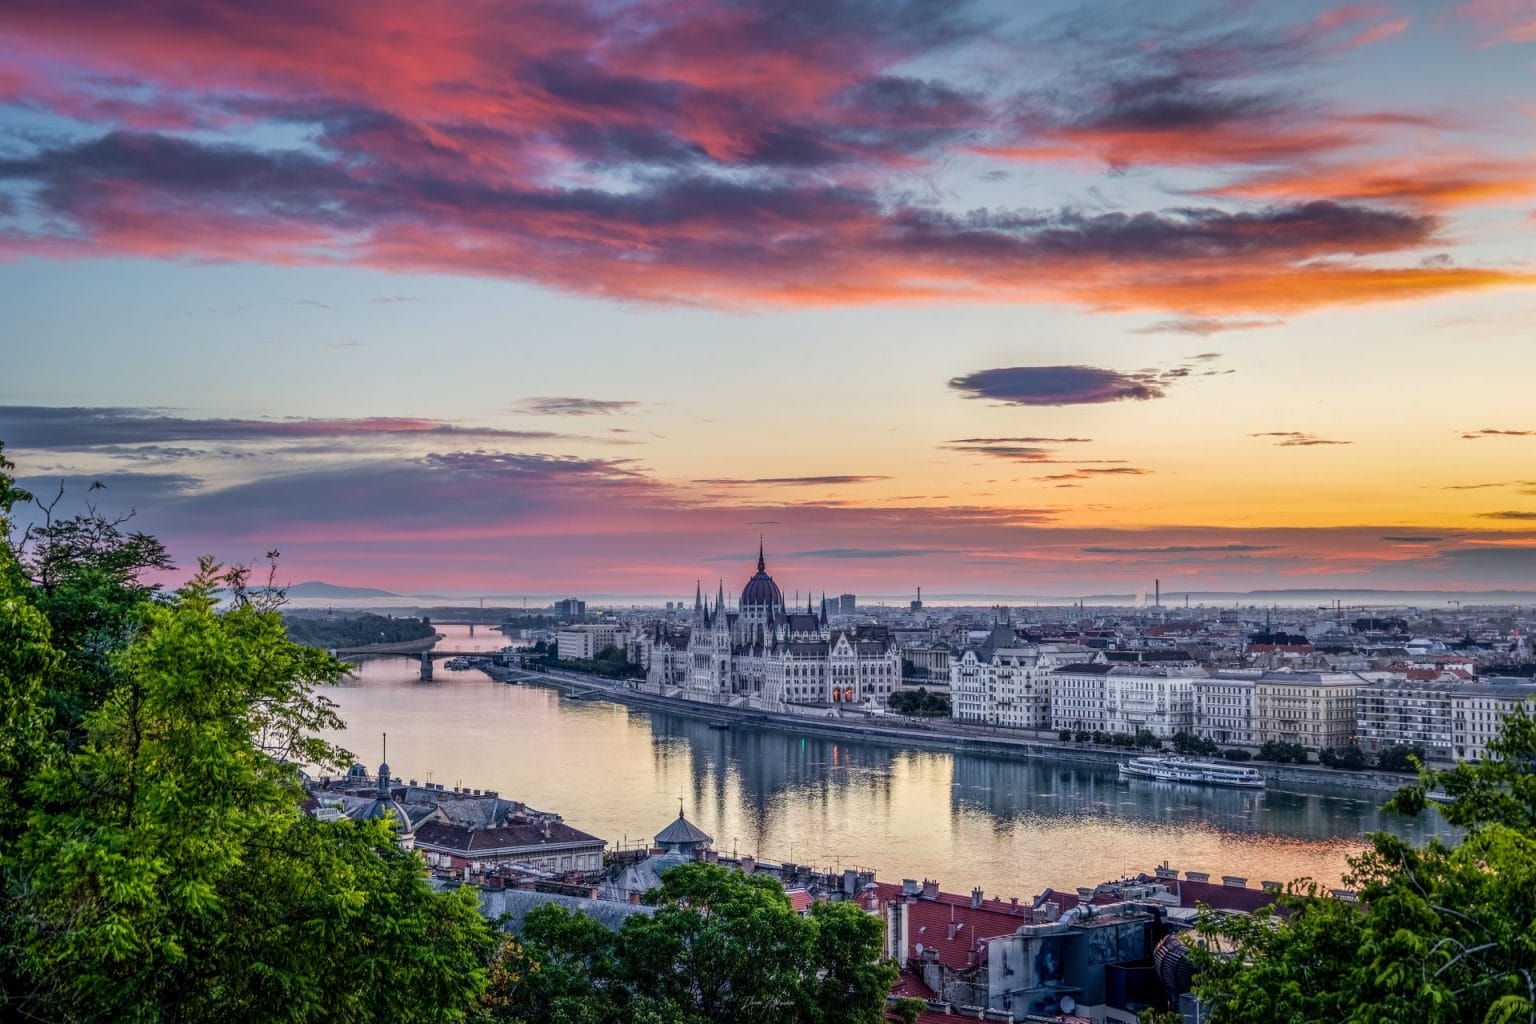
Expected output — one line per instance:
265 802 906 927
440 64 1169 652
328 642 512 680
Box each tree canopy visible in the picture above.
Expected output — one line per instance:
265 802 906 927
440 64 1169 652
488 861 896 1024
0 446 495 1023
1191 700 1536 1024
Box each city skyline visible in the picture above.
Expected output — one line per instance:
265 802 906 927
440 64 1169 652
3 0 1536 595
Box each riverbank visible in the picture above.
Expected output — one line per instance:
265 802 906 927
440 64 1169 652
492 665 1416 797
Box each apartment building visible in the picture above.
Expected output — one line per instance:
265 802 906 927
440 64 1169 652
1102 666 1198 738
1194 671 1258 746
1452 678 1536 762
1253 670 1366 751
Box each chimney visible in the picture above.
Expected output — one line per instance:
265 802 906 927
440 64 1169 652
1042 901 1060 922
971 887 984 909
1076 887 1095 903
1154 863 1178 880
922 879 940 900
947 921 959 941
902 878 919 897
1010 896 1019 914
740 855 756 874
844 869 858 894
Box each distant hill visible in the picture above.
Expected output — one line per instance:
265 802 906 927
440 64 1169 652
286 581 402 599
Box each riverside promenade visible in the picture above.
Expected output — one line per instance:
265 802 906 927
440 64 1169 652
490 663 1418 797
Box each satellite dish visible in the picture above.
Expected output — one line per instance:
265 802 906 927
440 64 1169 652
915 942 925 955
1060 996 1076 1013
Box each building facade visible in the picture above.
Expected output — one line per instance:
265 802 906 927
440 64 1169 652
1049 663 1116 733
1253 670 1366 751
557 623 626 661
645 546 901 710
1451 678 1536 762
1102 667 1197 738
1194 672 1258 746
1355 678 1461 761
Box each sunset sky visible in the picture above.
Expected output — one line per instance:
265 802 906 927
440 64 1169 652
2 0 1535 599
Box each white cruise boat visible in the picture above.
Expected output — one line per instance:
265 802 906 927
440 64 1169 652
1119 756 1265 789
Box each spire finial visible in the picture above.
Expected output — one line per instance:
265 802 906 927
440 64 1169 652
757 535 765 573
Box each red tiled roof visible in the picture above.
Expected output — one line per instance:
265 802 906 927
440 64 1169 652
1133 873 1279 914
890 969 934 1000
868 883 1032 971
784 888 814 913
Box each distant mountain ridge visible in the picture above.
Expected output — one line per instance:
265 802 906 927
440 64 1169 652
286 581 401 599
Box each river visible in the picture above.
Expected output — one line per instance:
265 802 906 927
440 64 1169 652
321 625 1454 899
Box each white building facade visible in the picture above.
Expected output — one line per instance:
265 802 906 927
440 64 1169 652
1194 672 1259 746
1451 678 1536 762
1102 667 1197 739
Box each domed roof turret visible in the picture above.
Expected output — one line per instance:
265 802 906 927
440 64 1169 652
741 542 785 609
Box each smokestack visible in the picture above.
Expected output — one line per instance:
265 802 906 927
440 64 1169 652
1155 579 1160 607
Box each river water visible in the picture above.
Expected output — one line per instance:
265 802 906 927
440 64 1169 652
321 625 1453 899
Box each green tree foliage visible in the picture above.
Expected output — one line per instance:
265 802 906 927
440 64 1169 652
1173 730 1218 756
1220 747 1252 762
1191 700 1536 1023
0 450 494 1023
284 611 436 649
1376 742 1425 773
887 686 950 716
1319 743 1369 770
495 862 896 1024
1258 739 1309 764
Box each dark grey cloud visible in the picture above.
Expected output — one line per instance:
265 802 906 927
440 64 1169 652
1134 317 1281 335
1381 536 1444 544
1082 543 1281 555
787 547 955 559
1478 511 1536 521
947 436 1091 444
510 397 641 416
948 365 1168 405
693 475 890 486
1461 429 1535 439
0 406 572 450
1251 431 1351 447
1043 467 1150 480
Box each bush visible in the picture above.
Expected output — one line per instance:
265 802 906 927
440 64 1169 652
1058 729 1072 741
888 687 951 717
1173 730 1218 756
1221 748 1252 762
1075 730 1091 743
1319 744 1368 770
1258 740 1310 764
1376 743 1424 773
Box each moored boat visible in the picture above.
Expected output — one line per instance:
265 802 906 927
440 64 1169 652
1119 756 1265 789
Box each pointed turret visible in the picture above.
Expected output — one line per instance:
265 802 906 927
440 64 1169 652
717 578 726 614
757 536 766 574
819 591 828 627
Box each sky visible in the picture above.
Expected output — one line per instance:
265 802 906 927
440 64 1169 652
2 0 1535 601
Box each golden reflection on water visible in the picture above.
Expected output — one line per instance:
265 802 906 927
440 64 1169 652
320 626 1453 896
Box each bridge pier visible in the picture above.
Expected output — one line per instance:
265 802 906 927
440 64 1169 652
468 623 475 636
420 652 434 681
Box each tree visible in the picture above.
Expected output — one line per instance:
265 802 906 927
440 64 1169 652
1173 731 1218 756
1191 700 1536 1023
1376 743 1424 773
1320 743 1368 771
502 862 895 1024
1221 747 1252 762
0 456 495 1022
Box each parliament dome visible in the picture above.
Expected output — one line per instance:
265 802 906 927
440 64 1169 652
740 544 784 609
